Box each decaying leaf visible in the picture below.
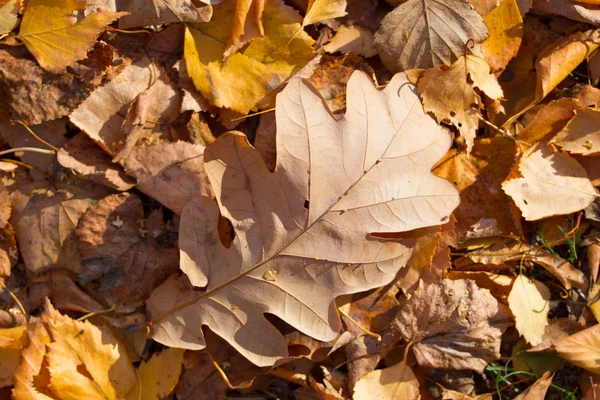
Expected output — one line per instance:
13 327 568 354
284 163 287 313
394 279 511 372
75 193 179 312
555 324 600 374
374 0 489 72
184 0 315 113
502 141 597 220
508 275 550 346
418 55 503 153
352 360 419 400
149 71 460 366
118 0 212 29
17 0 126 73
550 108 600 156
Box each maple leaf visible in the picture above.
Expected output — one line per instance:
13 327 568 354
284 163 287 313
394 279 511 372
148 71 460 366
374 0 489 72
418 55 503 153
508 275 550 346
17 0 126 73
183 0 315 114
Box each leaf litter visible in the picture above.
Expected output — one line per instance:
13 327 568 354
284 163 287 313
0 0 599 398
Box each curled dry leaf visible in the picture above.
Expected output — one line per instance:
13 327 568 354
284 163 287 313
508 275 550 346
118 0 212 29
75 193 179 312
184 0 315 114
502 141 597 221
374 0 489 72
554 323 600 374
352 360 419 400
418 55 503 153
394 279 511 372
550 108 600 156
148 71 459 366
17 0 127 73
513 371 553 400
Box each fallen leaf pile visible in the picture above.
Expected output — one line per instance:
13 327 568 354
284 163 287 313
0 0 599 398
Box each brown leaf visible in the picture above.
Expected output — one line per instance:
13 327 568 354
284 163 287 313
531 0 600 24
117 0 212 29
122 139 212 214
28 270 104 313
516 98 582 146
352 360 419 400
394 279 511 372
75 193 179 312
555 323 600 374
529 318 584 352
502 141 597 220
513 372 553 400
323 25 377 58
550 108 600 156
57 134 136 191
445 271 514 302
374 0 488 72
508 275 550 346
148 71 459 366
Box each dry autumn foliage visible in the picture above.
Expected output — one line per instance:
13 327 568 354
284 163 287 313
0 0 599 398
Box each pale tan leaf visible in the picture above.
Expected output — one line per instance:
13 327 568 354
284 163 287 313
324 25 377 58
513 372 553 400
502 141 598 220
0 0 19 35
148 71 460 366
352 360 419 400
551 108 600 156
508 275 550 346
304 0 347 26
374 0 488 72
555 324 600 374
418 55 503 153
395 279 511 372
118 0 212 29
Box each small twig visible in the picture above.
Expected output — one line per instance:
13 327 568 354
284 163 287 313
0 147 55 157
338 307 381 341
76 305 117 321
0 280 27 317
477 114 516 141
230 108 276 122
16 121 59 151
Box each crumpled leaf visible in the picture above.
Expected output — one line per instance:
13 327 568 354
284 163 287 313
394 279 511 372
536 29 600 102
374 0 489 72
118 0 212 29
352 360 419 400
508 275 550 346
148 71 459 366
184 0 315 113
550 108 600 156
502 141 597 220
17 0 126 73
481 0 523 72
42 301 136 400
0 0 20 35
125 348 185 400
554 323 600 374
418 55 503 153
0 325 27 388
75 193 179 312
513 372 553 400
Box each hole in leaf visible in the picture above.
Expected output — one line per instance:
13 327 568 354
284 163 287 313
218 214 235 248
304 200 309 209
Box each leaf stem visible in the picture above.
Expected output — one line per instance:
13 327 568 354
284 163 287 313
0 147 55 157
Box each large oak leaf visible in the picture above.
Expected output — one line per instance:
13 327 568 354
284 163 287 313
147 71 460 366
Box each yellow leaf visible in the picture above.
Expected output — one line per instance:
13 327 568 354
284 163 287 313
0 325 27 387
303 0 347 26
555 324 600 374
418 55 503 153
17 0 126 73
184 0 315 113
12 322 54 399
482 0 523 72
536 29 600 101
224 0 265 58
125 348 185 400
42 302 136 400
508 275 549 346
352 360 419 400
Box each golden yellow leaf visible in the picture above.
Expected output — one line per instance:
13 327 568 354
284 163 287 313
536 29 600 101
555 324 600 374
42 302 136 400
125 348 185 400
502 141 597 220
304 0 347 26
418 55 503 153
184 0 315 113
508 275 549 346
12 322 54 399
224 0 265 59
482 0 523 72
352 360 419 400
0 325 27 387
17 0 126 73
